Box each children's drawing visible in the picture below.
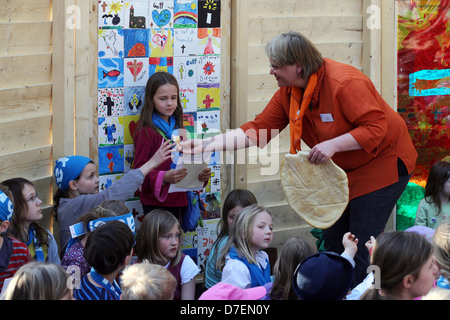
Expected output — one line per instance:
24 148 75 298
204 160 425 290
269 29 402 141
196 218 219 271
179 84 197 113
98 0 124 29
198 0 220 28
205 164 220 193
123 86 145 115
124 1 149 29
98 58 124 88
198 28 220 55
149 28 174 57
183 112 196 139
124 57 149 86
149 57 174 74
99 116 125 146
123 143 135 172
98 29 124 58
200 191 221 219
99 173 124 191
173 0 198 28
98 145 124 175
173 56 197 85
197 110 220 138
174 28 197 56
123 115 140 145
149 1 174 28
198 55 220 84
124 29 149 57
98 88 124 117
124 199 144 227
197 83 220 110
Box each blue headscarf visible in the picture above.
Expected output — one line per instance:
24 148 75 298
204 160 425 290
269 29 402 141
0 190 13 222
54 155 93 192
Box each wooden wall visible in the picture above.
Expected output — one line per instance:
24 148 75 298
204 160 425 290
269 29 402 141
230 0 396 249
0 0 54 228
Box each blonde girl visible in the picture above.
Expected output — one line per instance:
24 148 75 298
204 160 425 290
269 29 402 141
135 209 200 300
423 222 450 300
2 262 72 300
204 189 258 288
218 204 273 289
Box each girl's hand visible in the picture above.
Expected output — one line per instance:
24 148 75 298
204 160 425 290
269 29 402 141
148 140 173 167
365 236 376 253
198 167 211 182
164 168 187 184
139 140 173 176
342 232 358 259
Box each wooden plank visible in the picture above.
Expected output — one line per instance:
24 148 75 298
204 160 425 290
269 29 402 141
0 0 52 23
0 145 52 181
363 0 382 92
381 0 396 110
231 0 249 189
0 22 52 56
0 84 51 119
0 53 52 89
74 1 92 157
248 42 364 76
0 115 52 154
248 15 363 46
52 0 76 160
247 0 362 18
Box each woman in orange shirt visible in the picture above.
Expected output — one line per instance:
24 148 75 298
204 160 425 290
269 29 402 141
180 31 417 286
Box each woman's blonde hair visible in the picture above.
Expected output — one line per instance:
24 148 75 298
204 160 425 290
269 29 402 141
2 262 70 300
120 260 177 300
135 209 182 266
265 31 323 79
217 204 271 270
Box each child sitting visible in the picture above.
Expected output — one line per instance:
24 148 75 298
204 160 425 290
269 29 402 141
74 220 135 300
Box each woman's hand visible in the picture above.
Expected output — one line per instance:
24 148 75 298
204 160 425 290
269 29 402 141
308 140 337 164
198 167 212 182
177 139 204 155
163 168 188 184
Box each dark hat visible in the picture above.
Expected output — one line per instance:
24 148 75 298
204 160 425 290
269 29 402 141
292 252 354 300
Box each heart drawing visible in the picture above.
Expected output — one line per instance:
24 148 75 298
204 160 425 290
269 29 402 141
152 9 171 28
152 33 168 52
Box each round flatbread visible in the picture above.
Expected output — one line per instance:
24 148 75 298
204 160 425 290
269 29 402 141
280 151 349 229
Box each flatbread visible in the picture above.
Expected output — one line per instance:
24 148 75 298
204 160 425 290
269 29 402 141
280 151 349 229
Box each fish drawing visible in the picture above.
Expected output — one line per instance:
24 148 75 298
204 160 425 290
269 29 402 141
103 70 121 79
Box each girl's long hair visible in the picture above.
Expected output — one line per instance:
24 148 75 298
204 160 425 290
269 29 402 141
270 236 317 300
1 178 50 247
360 231 433 300
424 161 450 214
136 71 184 136
135 209 182 266
217 204 271 270
211 189 257 270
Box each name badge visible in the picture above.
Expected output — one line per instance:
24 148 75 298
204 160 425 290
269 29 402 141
320 113 334 122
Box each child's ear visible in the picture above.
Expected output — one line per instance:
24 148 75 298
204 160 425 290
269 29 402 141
402 274 414 289
0 220 10 233
68 180 78 191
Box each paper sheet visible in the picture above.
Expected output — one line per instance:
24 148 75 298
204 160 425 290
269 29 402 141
168 152 210 192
